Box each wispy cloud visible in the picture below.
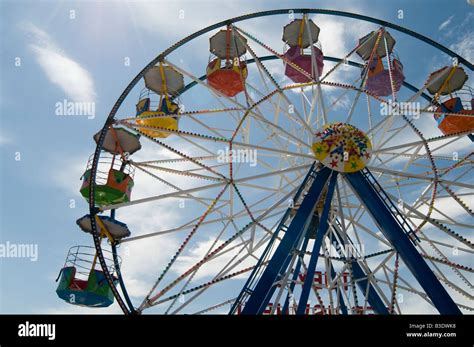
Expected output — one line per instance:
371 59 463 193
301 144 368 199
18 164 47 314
450 32 474 65
22 23 96 102
0 131 12 146
447 13 474 67
40 304 122 314
438 15 453 31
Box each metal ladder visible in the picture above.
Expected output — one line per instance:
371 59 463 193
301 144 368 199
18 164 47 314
360 168 420 244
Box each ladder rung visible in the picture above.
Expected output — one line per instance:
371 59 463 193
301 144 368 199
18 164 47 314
244 288 254 295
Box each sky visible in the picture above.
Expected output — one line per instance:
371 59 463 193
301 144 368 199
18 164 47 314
0 0 473 314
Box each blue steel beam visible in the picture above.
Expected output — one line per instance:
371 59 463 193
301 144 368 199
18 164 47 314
344 169 461 315
296 172 338 314
241 166 332 314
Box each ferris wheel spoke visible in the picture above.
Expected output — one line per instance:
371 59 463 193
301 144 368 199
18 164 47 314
121 120 231 144
374 130 474 153
304 17 327 124
418 236 474 255
185 163 230 174
101 181 227 211
383 31 399 102
131 161 224 182
120 209 226 243
301 86 317 129
374 122 413 156
377 152 457 163
192 298 238 315
246 82 314 147
345 81 366 125
117 107 246 123
133 155 218 165
381 264 399 314
128 117 315 162
438 154 473 176
430 136 470 156
436 277 474 302
232 140 315 159
365 110 396 138
367 166 474 190
185 114 232 140
119 123 231 181
122 204 286 245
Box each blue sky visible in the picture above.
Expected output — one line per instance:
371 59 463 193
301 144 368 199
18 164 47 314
0 0 472 314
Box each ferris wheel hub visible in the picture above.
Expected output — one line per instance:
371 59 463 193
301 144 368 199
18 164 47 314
311 122 372 173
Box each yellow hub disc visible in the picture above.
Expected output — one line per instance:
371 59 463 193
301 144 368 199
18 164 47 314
311 123 372 173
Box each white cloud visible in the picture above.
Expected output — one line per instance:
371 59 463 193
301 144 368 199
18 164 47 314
448 12 474 63
450 33 474 64
23 23 96 102
0 131 12 146
129 1 240 39
311 15 375 84
50 154 89 196
41 304 122 314
438 15 453 31
398 291 437 314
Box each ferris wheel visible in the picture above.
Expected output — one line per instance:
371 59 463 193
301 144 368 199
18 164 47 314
55 9 473 315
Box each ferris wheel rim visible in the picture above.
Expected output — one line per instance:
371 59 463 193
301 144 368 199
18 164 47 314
86 9 474 315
